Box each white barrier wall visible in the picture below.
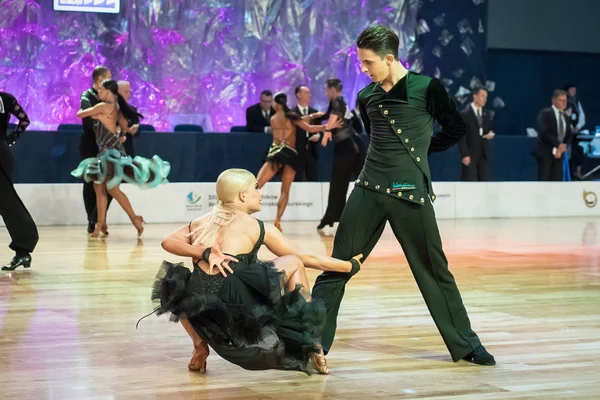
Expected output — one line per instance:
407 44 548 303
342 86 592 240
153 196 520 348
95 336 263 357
452 182 600 218
3 181 600 226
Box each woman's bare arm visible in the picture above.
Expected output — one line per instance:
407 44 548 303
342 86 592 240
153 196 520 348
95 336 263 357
263 224 360 272
160 223 206 259
300 111 325 121
160 218 239 277
76 102 110 119
294 119 327 133
295 117 344 133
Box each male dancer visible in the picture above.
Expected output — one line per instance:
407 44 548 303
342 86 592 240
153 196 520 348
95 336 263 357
117 80 140 157
316 78 366 230
0 91 39 270
311 26 495 366
80 66 112 234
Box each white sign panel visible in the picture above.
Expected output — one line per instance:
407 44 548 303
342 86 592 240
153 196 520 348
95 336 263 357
53 0 120 14
3 182 600 227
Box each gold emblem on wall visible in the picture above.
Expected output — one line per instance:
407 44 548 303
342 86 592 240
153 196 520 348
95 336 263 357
583 190 598 208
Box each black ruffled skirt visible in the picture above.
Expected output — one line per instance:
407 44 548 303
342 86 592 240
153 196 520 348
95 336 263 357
151 260 325 374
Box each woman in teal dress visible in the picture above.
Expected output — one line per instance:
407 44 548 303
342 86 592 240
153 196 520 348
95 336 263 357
72 79 170 237
153 168 362 375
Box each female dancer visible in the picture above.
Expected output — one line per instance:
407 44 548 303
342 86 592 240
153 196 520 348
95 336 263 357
72 79 170 237
256 92 343 231
154 168 362 375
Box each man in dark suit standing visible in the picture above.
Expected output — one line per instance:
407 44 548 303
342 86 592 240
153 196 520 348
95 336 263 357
245 90 275 133
536 90 573 181
1 91 38 270
459 85 494 181
293 85 320 181
117 80 140 157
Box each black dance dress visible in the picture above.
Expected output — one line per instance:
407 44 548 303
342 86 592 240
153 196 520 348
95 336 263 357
265 111 302 170
151 219 326 374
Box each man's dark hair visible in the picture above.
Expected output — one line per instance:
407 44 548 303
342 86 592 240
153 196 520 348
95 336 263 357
564 84 576 91
356 25 400 60
326 78 343 92
471 85 487 95
92 65 110 82
260 90 273 98
553 89 567 99
294 85 308 97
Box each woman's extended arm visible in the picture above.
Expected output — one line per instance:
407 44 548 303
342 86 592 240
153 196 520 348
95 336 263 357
76 102 110 119
294 117 344 133
263 223 361 272
293 119 325 133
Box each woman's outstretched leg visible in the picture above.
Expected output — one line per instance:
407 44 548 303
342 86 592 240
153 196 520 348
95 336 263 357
107 184 145 236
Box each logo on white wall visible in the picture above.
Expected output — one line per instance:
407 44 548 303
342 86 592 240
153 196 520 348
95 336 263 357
583 190 597 208
186 191 202 211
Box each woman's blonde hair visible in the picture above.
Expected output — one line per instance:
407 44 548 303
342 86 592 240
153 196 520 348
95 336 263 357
188 168 256 246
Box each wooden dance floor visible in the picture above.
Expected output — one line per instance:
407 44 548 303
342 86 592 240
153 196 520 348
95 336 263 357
1 218 599 399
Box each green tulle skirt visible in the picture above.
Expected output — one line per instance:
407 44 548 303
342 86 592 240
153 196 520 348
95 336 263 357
71 149 170 189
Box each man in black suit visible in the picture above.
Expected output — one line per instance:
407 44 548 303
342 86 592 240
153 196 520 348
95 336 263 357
1 91 38 270
80 65 113 234
536 90 573 181
245 90 275 133
117 80 140 157
293 85 320 181
459 85 494 181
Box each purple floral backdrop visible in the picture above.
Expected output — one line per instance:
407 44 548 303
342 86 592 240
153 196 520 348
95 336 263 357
0 0 424 131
